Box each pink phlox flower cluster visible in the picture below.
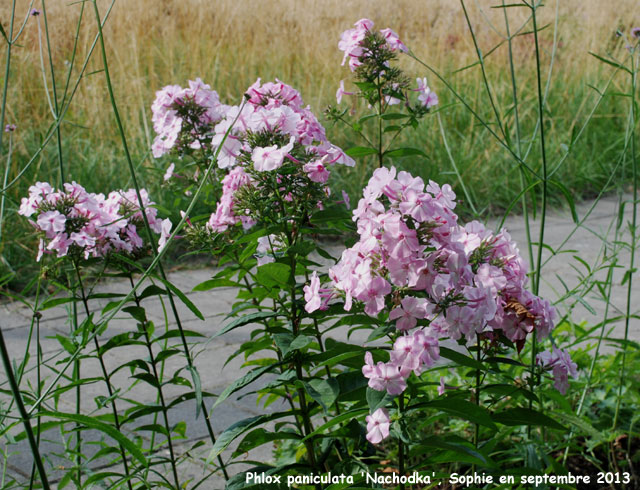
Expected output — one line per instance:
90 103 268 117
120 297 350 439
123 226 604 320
339 19 407 72
20 182 169 261
305 167 556 412
151 78 226 158
415 77 439 109
207 167 255 232
362 326 439 399
211 79 353 172
303 271 333 313
536 347 578 395
163 163 176 182
205 79 353 234
365 407 390 444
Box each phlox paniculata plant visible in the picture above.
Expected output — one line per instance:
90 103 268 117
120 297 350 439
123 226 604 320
329 18 438 152
18 181 171 263
151 77 354 253
305 166 572 444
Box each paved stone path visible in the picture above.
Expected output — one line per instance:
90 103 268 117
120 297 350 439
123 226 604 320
0 193 638 488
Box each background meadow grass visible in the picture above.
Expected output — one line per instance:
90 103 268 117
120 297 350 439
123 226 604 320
0 0 637 283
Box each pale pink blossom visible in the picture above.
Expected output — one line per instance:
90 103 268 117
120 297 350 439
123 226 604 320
365 408 390 444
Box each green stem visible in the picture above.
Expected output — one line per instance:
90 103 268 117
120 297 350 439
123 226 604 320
70 274 82 484
460 0 506 141
0 325 50 489
0 133 13 248
128 274 180 489
613 48 637 430
28 278 43 490
475 337 481 447
89 1 229 478
527 4 548 446
0 0 16 165
398 394 405 490
74 265 134 489
40 0 65 184
501 0 536 274
377 74 383 168
285 229 320 486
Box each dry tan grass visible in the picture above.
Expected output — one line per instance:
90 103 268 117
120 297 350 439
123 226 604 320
1 0 635 149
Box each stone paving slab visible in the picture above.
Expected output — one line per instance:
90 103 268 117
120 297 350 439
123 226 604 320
1 193 639 487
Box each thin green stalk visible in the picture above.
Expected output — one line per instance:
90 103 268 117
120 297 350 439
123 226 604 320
60 1 85 107
460 0 506 141
528 1 548 444
74 265 134 489
613 49 637 430
0 326 50 489
0 0 16 161
398 394 405 490
475 336 481 449
436 113 478 215
501 0 535 274
90 2 229 477
563 262 616 465
40 0 65 184
128 274 180 489
236 247 306 437
70 276 82 484
0 132 13 248
285 232 320 485
377 74 383 168
34 10 55 119
27 277 43 490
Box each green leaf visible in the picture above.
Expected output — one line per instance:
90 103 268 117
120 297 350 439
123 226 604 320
384 147 427 158
439 346 485 370
302 408 369 441
549 180 579 224
353 81 377 91
38 411 147 467
187 365 203 418
589 52 631 74
380 113 410 120
410 435 494 467
493 408 566 431
55 334 76 354
304 378 339 412
41 296 77 310
160 278 205 320
366 387 394 412
193 278 242 291
216 311 278 338
208 412 292 461
137 284 166 301
213 364 278 409
415 398 497 430
122 306 147 323
357 113 378 124
233 428 300 457
0 21 8 43
345 146 378 157
131 373 160 388
552 411 606 446
287 335 314 353
256 263 291 289
154 329 205 342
